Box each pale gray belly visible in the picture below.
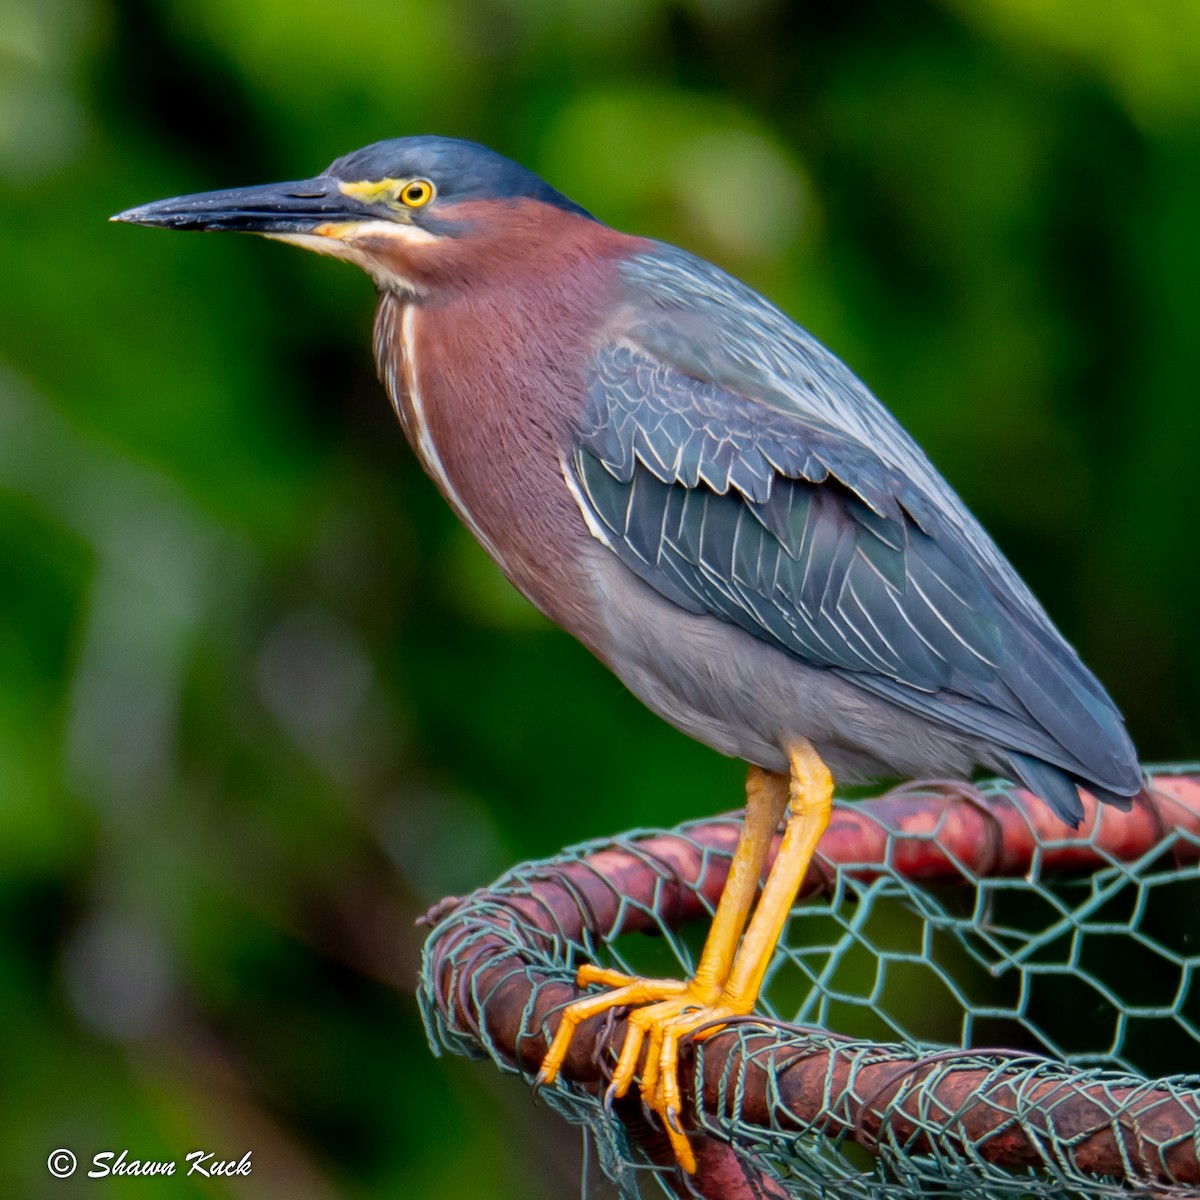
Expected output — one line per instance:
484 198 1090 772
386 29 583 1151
579 542 996 785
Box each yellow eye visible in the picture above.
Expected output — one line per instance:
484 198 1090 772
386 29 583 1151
399 178 434 208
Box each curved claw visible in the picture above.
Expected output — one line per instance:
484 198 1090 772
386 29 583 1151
664 1106 695 1174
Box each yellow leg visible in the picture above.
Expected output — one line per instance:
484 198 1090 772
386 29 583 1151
537 767 786 1089
537 742 834 1174
684 765 791 992
721 741 833 1010
634 741 833 1166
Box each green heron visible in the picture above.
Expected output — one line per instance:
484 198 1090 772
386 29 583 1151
115 136 1142 1172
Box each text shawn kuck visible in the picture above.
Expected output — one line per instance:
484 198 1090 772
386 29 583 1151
89 1150 253 1177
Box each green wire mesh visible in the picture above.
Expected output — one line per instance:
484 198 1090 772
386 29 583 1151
418 767 1200 1198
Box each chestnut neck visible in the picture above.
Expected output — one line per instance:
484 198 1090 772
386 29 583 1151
359 197 641 300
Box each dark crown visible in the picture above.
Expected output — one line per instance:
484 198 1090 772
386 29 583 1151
327 135 593 219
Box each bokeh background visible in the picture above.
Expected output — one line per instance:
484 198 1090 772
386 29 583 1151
4 0 1200 1195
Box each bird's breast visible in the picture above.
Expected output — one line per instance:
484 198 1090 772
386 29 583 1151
375 294 511 569
373 285 619 651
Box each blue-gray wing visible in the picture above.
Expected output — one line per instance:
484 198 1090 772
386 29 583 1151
566 248 1140 819
574 342 1005 689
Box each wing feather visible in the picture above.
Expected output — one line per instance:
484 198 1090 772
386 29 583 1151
569 277 1141 809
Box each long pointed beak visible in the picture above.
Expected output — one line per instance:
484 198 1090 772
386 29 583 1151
111 176 374 234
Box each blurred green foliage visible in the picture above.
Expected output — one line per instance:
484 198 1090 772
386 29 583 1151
3 0 1198 1195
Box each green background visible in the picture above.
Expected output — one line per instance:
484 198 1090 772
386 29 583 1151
4 0 1199 1195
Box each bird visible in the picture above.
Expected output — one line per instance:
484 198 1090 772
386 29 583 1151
114 135 1143 1173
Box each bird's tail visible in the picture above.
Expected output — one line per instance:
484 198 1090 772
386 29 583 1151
1005 751 1140 828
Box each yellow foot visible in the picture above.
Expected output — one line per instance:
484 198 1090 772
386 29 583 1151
615 991 748 1173
537 965 691 1088
536 745 833 1174
537 964 748 1174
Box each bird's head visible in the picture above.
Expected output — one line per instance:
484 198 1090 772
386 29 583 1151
113 135 596 294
